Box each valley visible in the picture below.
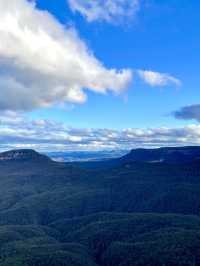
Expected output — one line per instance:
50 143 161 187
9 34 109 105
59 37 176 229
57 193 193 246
0 147 200 265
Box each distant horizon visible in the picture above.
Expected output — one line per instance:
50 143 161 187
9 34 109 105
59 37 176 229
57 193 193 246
1 144 200 154
2 145 200 163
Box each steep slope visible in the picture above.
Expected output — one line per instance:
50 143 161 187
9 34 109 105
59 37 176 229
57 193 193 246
1 149 200 224
1 148 200 265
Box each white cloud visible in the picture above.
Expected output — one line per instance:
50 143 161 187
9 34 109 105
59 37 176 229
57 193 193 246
0 112 200 152
137 70 181 87
68 0 140 23
0 0 132 111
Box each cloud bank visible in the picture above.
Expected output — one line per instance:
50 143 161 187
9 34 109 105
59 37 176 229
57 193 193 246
173 104 200 122
0 112 200 152
0 0 132 111
68 0 140 23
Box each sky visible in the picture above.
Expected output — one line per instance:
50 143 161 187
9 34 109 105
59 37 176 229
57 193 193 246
0 0 200 151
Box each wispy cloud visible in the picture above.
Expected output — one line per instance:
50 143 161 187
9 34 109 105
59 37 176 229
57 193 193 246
0 0 132 111
173 104 200 122
137 70 181 87
68 0 140 24
0 112 200 152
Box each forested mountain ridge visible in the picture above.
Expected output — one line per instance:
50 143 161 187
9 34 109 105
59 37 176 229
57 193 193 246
1 147 200 265
74 145 200 169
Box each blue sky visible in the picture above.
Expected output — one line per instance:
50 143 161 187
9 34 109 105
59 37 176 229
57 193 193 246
33 0 199 129
0 0 200 151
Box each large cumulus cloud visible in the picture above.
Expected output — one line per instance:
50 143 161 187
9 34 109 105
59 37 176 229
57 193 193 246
0 0 132 111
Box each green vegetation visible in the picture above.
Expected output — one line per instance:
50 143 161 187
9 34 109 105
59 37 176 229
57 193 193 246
1 147 200 265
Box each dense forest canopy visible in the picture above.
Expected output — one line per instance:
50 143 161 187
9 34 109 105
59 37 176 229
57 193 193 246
0 147 200 265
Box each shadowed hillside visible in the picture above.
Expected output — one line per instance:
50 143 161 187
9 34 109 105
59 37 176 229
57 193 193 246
1 147 200 265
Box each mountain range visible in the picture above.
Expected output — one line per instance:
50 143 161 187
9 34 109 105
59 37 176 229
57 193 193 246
1 146 200 265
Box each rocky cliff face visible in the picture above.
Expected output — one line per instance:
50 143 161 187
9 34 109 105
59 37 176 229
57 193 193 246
0 149 50 161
